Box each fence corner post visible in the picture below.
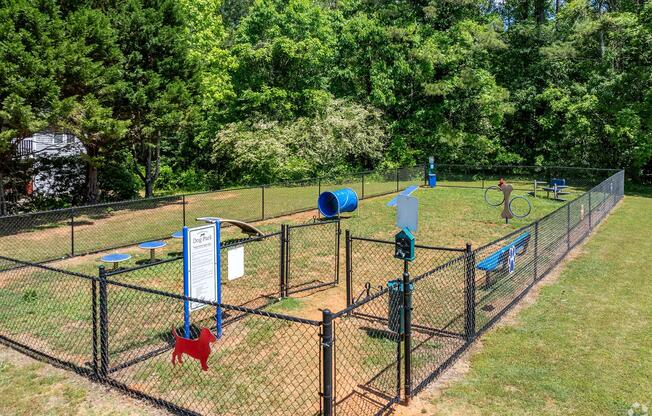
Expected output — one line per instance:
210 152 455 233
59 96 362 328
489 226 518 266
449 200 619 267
321 309 334 416
345 230 352 307
98 265 109 378
464 243 476 342
402 259 412 404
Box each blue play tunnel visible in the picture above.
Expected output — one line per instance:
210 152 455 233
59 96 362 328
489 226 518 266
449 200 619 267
318 188 359 218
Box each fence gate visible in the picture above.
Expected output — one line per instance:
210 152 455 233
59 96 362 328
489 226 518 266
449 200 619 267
285 220 341 295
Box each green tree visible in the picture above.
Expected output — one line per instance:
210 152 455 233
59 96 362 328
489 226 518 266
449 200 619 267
58 6 127 203
0 0 62 214
111 0 200 197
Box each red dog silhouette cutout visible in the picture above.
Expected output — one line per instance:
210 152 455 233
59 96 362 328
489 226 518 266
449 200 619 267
171 327 217 371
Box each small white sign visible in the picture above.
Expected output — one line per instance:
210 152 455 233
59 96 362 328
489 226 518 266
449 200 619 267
227 245 245 281
508 245 516 274
187 224 218 311
396 195 418 232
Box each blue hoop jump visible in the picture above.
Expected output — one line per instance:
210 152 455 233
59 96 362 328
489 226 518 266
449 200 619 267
318 188 359 218
101 253 132 270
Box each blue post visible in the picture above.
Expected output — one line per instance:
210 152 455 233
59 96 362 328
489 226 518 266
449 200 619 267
182 226 190 338
215 219 222 339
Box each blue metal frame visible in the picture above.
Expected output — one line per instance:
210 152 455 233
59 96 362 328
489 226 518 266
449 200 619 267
182 220 222 339
183 226 190 337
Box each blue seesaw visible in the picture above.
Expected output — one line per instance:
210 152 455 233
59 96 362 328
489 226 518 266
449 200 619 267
387 185 419 207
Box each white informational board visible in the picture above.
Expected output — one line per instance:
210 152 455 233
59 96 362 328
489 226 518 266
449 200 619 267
396 195 418 232
227 245 245 281
187 224 218 311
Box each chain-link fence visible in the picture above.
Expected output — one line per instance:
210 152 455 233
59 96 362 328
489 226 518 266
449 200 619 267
345 233 465 307
0 166 423 266
340 169 624 409
0 168 624 416
0 164 617 268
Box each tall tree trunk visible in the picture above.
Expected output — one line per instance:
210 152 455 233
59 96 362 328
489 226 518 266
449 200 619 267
138 133 161 199
144 145 153 197
535 0 545 24
85 147 99 204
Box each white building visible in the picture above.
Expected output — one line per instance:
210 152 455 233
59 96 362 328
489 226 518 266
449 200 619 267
16 132 85 194
17 131 84 158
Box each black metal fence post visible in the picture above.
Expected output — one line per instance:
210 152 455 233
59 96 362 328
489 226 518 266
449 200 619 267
423 163 428 186
534 221 539 281
70 209 75 257
280 225 287 298
261 186 265 220
463 243 476 342
402 259 412 403
345 230 352 307
566 203 571 252
182 194 186 226
588 191 592 230
285 225 291 296
318 178 322 219
91 278 98 377
321 309 334 416
396 168 400 192
335 221 341 285
361 173 365 200
98 266 109 378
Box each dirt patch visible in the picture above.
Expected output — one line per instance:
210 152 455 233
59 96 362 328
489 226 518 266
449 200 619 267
290 285 349 320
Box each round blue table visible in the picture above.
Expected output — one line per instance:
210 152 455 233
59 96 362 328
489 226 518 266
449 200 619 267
101 253 132 270
171 231 183 239
138 240 167 262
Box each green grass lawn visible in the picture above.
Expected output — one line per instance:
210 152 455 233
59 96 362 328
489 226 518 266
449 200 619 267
0 176 576 264
0 182 602 416
422 193 652 415
0 346 164 416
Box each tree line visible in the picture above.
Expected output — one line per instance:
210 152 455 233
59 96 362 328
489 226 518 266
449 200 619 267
1 0 650 214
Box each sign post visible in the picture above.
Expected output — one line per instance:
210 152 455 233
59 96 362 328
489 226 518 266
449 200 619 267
183 220 222 338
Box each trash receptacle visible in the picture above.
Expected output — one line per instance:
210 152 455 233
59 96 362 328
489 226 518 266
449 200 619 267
428 174 437 188
387 279 413 334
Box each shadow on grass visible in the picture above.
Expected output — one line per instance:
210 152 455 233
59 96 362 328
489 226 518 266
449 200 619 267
625 183 652 198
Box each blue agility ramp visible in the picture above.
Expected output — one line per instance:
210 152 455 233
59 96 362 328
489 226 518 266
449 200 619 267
387 185 419 207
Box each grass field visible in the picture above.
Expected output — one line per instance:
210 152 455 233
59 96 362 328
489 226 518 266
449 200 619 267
0 181 600 415
33 184 572 276
397 192 651 415
0 173 583 264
